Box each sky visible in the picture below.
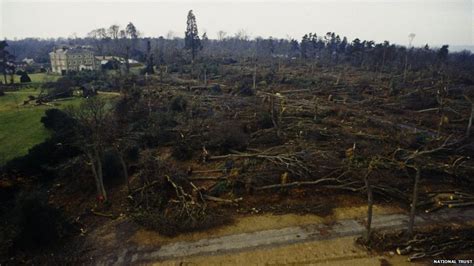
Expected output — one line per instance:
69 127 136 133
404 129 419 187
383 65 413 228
1 0 473 48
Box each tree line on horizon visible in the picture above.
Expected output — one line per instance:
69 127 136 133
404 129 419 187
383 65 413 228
2 10 474 80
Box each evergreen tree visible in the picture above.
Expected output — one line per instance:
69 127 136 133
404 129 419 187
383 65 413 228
20 72 32 83
184 10 202 61
201 32 209 54
125 22 138 39
300 34 310 59
438 45 449 61
0 41 15 84
144 39 155 74
289 39 300 58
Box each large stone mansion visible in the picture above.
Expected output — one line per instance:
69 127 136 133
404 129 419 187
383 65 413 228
49 46 99 74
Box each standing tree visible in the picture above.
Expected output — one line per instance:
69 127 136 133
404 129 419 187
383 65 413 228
125 22 139 39
217 30 227 41
125 22 139 68
300 34 310 59
108 113 136 194
464 94 474 138
108 24 120 40
403 33 416 83
377 41 390 80
397 137 450 237
363 158 376 243
437 45 449 71
0 41 15 85
289 39 300 58
68 97 111 203
184 10 202 62
20 71 32 83
144 39 155 74
0 41 9 84
201 31 209 56
87 28 108 57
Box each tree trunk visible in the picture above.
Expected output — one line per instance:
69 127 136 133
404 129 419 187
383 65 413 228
159 66 163 84
191 42 197 63
364 170 373 243
403 52 408 83
117 150 131 194
378 48 386 80
270 91 280 137
253 64 257 90
125 46 130 74
94 147 107 202
437 97 444 138
87 152 103 201
408 166 420 237
465 99 473 138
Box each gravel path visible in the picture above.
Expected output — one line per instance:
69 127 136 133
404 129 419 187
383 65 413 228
99 208 474 265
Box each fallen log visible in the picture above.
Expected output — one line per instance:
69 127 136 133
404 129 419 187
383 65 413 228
91 209 115 218
203 195 243 204
255 178 337 190
447 202 474 208
188 176 229 181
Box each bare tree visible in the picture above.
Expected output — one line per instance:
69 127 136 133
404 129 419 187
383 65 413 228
464 94 474 138
87 28 107 56
235 29 250 41
166 31 175 39
108 116 135 194
436 86 448 137
68 97 111 202
363 160 375 243
394 137 450 237
108 24 120 40
217 30 227 41
407 165 420 237
403 33 416 83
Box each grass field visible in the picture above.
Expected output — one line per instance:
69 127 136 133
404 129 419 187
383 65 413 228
10 72 60 84
0 87 118 166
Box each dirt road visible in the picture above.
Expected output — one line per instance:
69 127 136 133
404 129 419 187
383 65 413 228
96 208 474 265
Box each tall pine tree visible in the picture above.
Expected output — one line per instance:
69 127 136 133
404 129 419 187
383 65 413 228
184 10 201 62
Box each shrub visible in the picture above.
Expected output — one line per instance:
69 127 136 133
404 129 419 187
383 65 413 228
210 84 222 95
139 113 178 147
170 95 187 112
0 222 15 261
257 112 274 129
41 109 76 132
172 141 194 161
208 122 249 153
102 150 126 185
20 73 31 83
238 86 254 96
12 191 68 250
133 206 230 237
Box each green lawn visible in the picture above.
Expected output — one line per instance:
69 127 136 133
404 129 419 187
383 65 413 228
0 88 118 165
11 72 60 84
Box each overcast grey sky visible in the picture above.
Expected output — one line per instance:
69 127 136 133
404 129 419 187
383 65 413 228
1 0 473 47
